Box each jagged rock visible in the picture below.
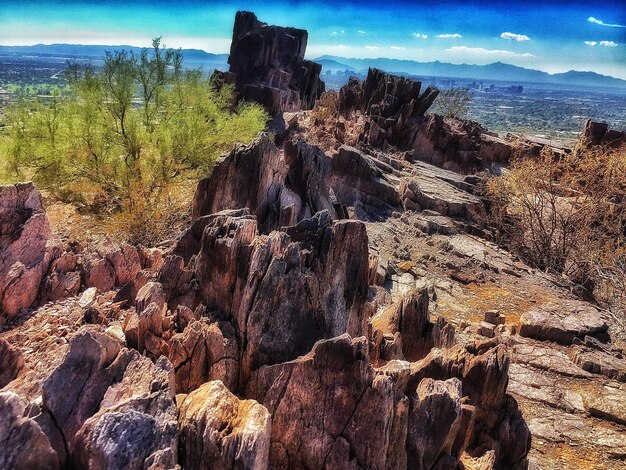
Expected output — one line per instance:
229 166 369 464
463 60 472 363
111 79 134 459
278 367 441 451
247 335 407 469
187 211 369 379
330 145 402 213
572 347 626 382
408 341 529 467
168 320 239 393
247 334 507 469
519 301 608 345
0 337 25 388
215 11 324 115
178 381 271 470
73 354 178 469
0 391 60 469
341 68 438 120
193 133 403 232
372 288 431 361
0 183 53 320
582 119 626 147
123 303 165 354
407 378 466 469
41 326 178 468
135 281 167 313
82 254 115 293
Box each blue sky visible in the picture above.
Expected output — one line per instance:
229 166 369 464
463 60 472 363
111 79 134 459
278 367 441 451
1 1 625 78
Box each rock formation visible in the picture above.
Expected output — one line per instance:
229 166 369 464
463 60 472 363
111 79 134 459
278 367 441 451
0 183 53 322
3 9 626 470
214 11 324 115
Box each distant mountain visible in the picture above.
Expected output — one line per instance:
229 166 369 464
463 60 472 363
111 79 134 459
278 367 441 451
314 55 626 89
316 58 358 74
0 44 229 70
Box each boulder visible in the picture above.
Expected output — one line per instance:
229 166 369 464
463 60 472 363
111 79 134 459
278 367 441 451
178 381 271 470
41 326 179 467
72 355 178 469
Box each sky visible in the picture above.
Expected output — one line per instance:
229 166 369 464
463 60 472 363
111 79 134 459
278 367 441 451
0 0 625 78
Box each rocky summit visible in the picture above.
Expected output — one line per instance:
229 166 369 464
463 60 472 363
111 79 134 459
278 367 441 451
2 11 626 470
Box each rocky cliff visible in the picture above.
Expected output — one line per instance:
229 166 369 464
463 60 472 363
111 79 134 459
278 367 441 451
2 10 625 470
213 11 324 115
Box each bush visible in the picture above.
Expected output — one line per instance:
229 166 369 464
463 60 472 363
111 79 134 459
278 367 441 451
434 88 473 118
485 143 626 334
0 38 268 244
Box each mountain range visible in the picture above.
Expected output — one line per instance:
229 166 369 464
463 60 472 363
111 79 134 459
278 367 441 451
1 44 625 89
315 55 626 89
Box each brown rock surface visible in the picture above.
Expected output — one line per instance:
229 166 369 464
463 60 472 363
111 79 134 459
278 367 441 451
178 380 271 470
519 301 608 345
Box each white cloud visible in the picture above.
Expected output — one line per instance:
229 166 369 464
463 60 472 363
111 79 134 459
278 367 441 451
412 32 428 39
390 45 406 50
331 30 345 36
501 32 530 42
437 33 462 39
588 16 625 28
365 45 380 50
357 30 366 35
585 40 620 47
446 46 534 58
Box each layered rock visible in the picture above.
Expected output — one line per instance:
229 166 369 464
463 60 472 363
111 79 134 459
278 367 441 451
215 11 324 115
192 134 402 230
519 301 608 345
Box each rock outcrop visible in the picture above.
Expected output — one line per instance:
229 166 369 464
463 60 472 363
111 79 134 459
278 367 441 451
582 119 626 148
0 183 53 321
214 11 324 115
178 381 271 470
175 210 370 381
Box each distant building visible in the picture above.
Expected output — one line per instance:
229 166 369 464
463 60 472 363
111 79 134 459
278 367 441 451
507 85 524 94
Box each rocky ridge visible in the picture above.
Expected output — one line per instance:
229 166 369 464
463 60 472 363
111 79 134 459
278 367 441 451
2 10 626 470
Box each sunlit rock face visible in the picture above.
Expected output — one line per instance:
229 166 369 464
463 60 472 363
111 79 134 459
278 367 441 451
214 11 324 115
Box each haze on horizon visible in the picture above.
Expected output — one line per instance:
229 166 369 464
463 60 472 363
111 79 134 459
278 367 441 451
1 0 625 79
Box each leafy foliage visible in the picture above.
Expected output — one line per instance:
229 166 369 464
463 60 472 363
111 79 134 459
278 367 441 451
0 38 267 244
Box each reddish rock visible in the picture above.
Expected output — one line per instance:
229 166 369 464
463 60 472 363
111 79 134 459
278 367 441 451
0 337 25 388
190 211 369 379
168 320 239 393
0 183 53 320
